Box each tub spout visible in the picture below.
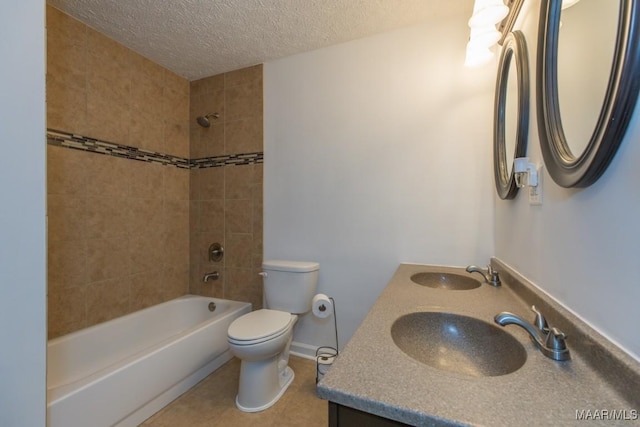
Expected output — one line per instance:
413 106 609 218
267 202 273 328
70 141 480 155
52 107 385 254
203 272 220 282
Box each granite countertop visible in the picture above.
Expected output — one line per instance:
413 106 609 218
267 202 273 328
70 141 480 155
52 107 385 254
316 263 640 426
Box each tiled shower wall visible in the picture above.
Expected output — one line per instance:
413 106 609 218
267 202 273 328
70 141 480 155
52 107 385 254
189 66 264 311
46 5 263 338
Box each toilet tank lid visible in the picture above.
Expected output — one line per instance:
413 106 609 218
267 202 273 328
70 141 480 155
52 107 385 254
262 260 319 272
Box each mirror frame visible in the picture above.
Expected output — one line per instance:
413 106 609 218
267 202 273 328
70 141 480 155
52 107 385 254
494 30 530 200
537 0 640 188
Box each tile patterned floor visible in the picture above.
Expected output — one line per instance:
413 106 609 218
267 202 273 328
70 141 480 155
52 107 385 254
141 356 328 426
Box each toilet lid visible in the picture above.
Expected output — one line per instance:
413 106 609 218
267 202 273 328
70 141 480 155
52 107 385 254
228 309 293 341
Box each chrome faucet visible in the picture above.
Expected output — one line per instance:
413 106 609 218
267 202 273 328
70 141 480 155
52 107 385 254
466 264 501 286
495 305 570 361
203 271 220 282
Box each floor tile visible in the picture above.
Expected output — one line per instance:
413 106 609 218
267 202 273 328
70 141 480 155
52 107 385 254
141 356 327 427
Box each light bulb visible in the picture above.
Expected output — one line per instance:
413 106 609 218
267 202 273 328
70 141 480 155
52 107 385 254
469 25 502 48
468 0 509 27
464 43 494 67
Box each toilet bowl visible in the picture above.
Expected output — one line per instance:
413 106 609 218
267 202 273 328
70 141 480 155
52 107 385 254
228 309 298 412
227 260 319 412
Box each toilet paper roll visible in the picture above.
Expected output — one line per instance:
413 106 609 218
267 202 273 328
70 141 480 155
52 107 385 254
311 294 333 319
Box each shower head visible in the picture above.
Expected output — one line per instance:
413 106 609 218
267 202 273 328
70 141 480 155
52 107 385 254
196 113 220 128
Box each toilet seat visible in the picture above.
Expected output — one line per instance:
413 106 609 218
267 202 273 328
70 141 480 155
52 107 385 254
228 309 294 345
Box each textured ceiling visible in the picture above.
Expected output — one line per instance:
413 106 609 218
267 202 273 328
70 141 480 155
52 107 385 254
47 0 474 81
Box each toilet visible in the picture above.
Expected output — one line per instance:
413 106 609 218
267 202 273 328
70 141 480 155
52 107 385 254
227 260 319 412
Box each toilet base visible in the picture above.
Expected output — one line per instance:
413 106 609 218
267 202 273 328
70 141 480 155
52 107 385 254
236 365 294 412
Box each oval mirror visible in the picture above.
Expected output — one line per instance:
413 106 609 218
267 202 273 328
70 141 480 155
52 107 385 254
494 30 529 200
537 0 640 188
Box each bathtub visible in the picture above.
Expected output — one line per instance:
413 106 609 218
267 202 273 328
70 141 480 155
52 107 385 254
47 295 251 427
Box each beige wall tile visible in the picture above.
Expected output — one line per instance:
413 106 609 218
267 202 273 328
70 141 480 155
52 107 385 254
46 6 196 338
193 122 224 158
86 196 130 239
86 88 130 144
130 270 164 311
189 267 203 295
226 233 252 268
48 238 86 291
225 80 263 122
130 161 164 199
191 74 224 97
86 277 131 326
225 267 260 308
225 117 263 154
164 71 189 122
162 264 190 300
131 112 165 153
191 167 224 201
198 267 225 298
87 154 132 198
48 286 86 333
86 27 132 87
46 5 87 90
225 165 254 200
86 237 131 283
47 9 263 334
85 28 132 144
255 164 264 183
189 200 200 235
130 233 165 275
252 196 264 258
164 121 190 158
224 64 263 88
47 194 86 242
198 200 225 233
163 199 190 266
47 145 89 196
47 78 87 134
225 199 252 234
163 167 190 200
201 90 225 122
130 55 164 113
188 65 264 299
164 226 190 267
128 198 164 236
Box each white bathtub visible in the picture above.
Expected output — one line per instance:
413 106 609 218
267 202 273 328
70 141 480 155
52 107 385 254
47 295 251 427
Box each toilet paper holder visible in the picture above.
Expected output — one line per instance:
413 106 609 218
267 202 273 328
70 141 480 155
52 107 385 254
312 294 333 319
315 295 339 384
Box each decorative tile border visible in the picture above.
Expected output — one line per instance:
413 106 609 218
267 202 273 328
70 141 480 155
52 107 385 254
190 152 264 169
47 129 263 169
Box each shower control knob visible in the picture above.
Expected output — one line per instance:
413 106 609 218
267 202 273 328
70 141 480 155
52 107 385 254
208 243 224 262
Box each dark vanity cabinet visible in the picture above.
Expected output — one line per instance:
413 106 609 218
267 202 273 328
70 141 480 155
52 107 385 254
328 402 412 427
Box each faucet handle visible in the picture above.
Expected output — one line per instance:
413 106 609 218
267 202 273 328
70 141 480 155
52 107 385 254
487 265 501 286
545 327 568 351
530 305 549 332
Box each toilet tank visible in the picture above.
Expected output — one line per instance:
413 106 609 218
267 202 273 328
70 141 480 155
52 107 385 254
262 260 319 314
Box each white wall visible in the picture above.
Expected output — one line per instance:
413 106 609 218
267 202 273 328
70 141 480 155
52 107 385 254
264 15 496 351
495 1 640 360
0 0 47 425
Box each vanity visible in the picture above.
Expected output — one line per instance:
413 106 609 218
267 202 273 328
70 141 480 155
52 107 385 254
316 261 640 426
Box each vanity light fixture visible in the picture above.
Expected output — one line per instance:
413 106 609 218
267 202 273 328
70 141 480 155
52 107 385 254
513 157 539 188
464 0 509 67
